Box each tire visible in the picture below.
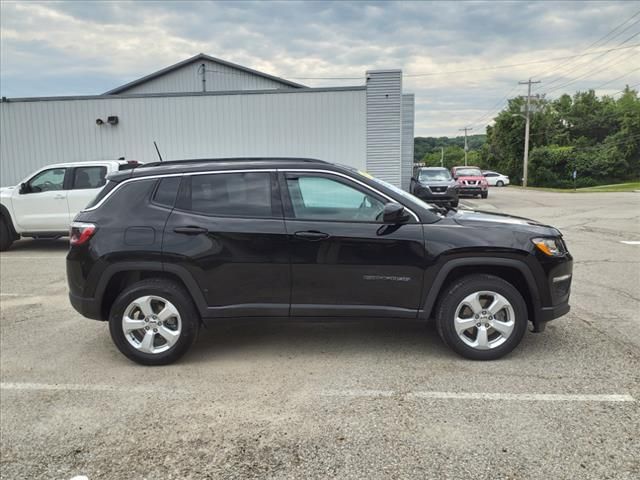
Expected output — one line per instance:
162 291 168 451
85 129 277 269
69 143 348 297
0 216 14 251
109 279 200 365
496 180 504 187
450 199 459 208
481 191 488 199
435 274 528 360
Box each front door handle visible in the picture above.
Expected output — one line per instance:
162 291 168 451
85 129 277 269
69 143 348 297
294 230 330 241
54 194 65 200
173 226 209 235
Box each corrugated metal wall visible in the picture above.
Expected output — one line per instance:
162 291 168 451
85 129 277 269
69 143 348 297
401 94 415 191
0 88 366 185
118 59 296 95
365 70 402 187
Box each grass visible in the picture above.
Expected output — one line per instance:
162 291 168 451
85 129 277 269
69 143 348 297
510 182 640 193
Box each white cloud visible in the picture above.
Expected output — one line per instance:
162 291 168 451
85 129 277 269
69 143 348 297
1 0 638 136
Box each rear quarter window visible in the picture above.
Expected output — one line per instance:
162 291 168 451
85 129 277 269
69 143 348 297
84 180 116 209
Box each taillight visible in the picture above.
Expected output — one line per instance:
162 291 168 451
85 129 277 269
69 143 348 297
70 222 96 246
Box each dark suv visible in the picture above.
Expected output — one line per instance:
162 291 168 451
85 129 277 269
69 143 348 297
410 167 459 207
67 158 572 365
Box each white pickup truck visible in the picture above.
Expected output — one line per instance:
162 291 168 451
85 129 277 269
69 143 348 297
0 160 139 250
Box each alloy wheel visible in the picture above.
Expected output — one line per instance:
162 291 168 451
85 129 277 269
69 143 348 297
453 291 515 350
122 295 182 354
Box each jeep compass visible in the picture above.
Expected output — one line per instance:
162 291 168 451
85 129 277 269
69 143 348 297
67 158 572 365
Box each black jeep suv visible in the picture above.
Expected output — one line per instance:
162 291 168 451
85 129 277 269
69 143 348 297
67 158 572 365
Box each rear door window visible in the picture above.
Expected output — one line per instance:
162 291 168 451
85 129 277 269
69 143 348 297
180 172 274 218
72 166 107 189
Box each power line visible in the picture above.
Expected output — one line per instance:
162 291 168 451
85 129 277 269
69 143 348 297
544 45 640 95
531 10 640 82
592 68 640 90
537 31 640 92
283 43 640 80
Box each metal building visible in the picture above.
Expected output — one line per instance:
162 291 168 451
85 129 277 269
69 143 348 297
0 54 415 188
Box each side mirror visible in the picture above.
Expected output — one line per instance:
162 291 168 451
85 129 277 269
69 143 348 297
382 202 410 224
18 182 28 194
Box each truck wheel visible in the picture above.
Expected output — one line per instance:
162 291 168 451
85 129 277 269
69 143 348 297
0 216 14 251
109 279 200 366
435 274 528 360
481 191 488 199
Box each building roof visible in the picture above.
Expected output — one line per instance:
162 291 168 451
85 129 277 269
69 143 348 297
103 53 306 95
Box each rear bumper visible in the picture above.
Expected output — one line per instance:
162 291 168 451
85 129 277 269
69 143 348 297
69 292 103 321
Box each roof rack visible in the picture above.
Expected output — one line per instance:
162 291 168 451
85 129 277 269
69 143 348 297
139 157 329 168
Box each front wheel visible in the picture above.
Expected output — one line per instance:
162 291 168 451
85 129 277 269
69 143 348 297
481 191 488 199
0 216 15 251
435 274 528 360
450 199 459 208
109 279 200 365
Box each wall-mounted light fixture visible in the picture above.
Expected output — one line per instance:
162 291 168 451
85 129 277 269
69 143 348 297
107 116 119 125
96 118 104 125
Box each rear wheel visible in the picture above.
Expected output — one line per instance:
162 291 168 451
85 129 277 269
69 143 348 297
0 216 15 251
435 274 528 360
109 279 200 365
496 180 504 187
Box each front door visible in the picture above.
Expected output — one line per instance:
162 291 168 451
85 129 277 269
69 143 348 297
281 171 425 318
12 167 70 232
162 171 290 318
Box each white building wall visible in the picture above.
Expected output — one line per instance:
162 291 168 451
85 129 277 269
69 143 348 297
401 94 415 191
119 59 296 95
0 89 366 185
365 70 403 187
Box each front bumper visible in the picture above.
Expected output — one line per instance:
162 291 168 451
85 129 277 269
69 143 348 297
458 186 486 196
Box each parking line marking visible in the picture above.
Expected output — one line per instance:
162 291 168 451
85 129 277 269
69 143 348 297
0 256 65 259
0 293 34 297
620 241 640 245
2 383 634 403
321 390 635 402
407 392 635 402
321 389 395 397
0 382 161 393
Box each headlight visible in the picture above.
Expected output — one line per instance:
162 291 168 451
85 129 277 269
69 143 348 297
532 237 564 256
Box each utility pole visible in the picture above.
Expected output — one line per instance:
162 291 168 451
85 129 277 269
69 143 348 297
518 78 541 187
440 147 444 167
458 127 473 166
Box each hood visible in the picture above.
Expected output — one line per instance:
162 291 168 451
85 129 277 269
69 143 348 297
452 209 561 236
419 179 455 187
0 186 15 197
456 175 485 181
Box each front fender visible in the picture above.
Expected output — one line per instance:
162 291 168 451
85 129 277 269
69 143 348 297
419 256 543 324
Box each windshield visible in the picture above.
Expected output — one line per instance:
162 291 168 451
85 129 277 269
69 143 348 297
455 168 482 176
418 169 452 181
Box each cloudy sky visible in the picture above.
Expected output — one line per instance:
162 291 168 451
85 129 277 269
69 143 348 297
1 0 639 136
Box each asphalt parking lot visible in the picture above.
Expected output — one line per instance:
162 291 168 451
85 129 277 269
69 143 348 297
1 187 639 479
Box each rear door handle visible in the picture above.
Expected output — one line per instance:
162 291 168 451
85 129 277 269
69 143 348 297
294 230 330 241
173 226 209 235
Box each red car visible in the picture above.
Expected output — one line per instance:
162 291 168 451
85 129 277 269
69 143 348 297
451 166 489 198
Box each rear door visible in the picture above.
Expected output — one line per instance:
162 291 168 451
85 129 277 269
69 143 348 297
66 165 108 220
162 170 290 318
11 167 70 232
281 170 425 318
